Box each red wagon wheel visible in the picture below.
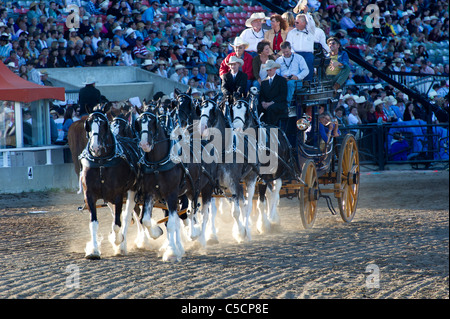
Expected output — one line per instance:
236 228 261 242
335 134 360 223
299 159 319 229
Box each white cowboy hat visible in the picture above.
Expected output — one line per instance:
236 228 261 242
185 24 194 31
125 28 135 36
374 83 383 90
112 26 122 32
404 49 412 55
230 36 249 49
245 12 268 28
186 44 196 51
227 55 244 66
83 76 96 85
174 64 185 71
261 60 281 70
374 99 384 106
355 96 367 104
141 59 153 66
343 8 352 14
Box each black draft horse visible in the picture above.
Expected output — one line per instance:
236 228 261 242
230 92 301 233
80 106 140 259
134 105 216 261
198 96 258 243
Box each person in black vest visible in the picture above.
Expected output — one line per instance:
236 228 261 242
221 55 247 100
258 60 288 126
78 76 102 116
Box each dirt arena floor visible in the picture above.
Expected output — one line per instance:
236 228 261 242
0 168 448 300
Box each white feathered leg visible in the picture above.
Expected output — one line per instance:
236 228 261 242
85 220 101 259
268 178 282 226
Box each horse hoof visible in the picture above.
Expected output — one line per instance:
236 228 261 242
162 250 181 263
85 253 101 260
206 235 219 245
150 226 163 239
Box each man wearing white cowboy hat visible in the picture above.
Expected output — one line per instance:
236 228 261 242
221 56 247 99
170 63 186 82
219 36 254 92
240 12 268 56
141 59 156 72
285 4 316 81
258 60 288 126
79 76 102 116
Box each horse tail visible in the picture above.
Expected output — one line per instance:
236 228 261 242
67 117 88 177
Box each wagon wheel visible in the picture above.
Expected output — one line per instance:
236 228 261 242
336 134 360 223
299 159 319 229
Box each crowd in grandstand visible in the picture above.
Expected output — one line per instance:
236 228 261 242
0 0 449 135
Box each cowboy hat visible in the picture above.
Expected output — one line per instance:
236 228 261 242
112 26 122 32
373 99 384 106
125 28 135 37
141 59 153 66
261 60 281 70
174 64 185 71
186 43 196 51
83 76 96 85
227 55 244 66
230 36 249 49
245 12 268 28
355 96 367 104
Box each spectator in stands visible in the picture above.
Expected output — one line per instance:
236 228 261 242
219 36 253 90
240 12 268 57
142 0 162 24
182 43 199 68
216 7 231 28
156 59 168 78
62 106 75 143
0 33 12 61
374 99 388 123
258 60 288 126
403 101 416 121
251 40 275 89
170 64 186 82
178 1 195 26
264 14 288 60
285 8 315 81
26 60 43 84
318 112 339 151
325 36 350 92
221 55 247 100
276 41 309 106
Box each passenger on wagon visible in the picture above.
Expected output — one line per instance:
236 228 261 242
285 4 315 82
219 37 253 93
275 41 309 108
257 60 288 127
325 36 350 92
221 56 247 100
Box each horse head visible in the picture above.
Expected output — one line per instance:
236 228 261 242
84 110 113 157
199 97 227 138
175 88 198 128
135 107 160 153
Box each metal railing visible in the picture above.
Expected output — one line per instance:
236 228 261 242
338 122 449 170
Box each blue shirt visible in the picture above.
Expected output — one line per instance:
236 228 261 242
142 7 156 23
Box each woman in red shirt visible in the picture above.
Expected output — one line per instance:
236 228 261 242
264 14 288 60
374 99 388 123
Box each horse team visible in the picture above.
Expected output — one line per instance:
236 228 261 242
70 89 301 262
